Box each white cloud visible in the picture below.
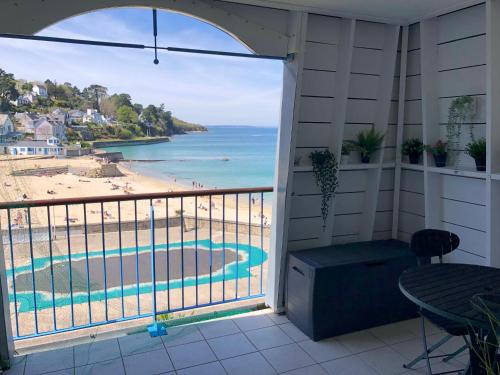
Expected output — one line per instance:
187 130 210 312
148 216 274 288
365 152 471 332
0 8 283 126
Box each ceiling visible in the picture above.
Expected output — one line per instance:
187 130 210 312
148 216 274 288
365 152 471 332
227 0 483 23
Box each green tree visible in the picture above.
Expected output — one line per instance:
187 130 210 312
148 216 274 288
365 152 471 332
82 84 108 111
116 105 139 124
21 82 33 93
0 69 19 111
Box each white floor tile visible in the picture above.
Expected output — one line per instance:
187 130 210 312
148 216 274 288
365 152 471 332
74 338 121 366
75 358 125 375
245 325 293 350
404 318 442 337
298 338 352 362
369 321 417 345
167 340 217 369
279 323 310 342
118 331 164 356
357 346 408 375
162 325 204 348
25 347 74 375
198 319 241 339
335 330 385 354
282 364 329 375
233 314 275 332
4 355 26 375
207 333 256 360
261 343 315 373
322 356 379 375
177 361 227 375
221 352 276 375
390 334 445 362
123 348 174 375
267 313 290 325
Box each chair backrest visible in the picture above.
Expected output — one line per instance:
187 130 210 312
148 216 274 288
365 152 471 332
410 229 459 264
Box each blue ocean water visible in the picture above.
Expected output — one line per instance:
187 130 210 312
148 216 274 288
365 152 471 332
105 126 278 188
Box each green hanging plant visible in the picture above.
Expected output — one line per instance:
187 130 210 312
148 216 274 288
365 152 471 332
447 96 475 165
310 150 339 230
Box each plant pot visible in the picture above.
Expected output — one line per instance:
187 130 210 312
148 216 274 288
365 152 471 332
408 152 421 164
433 153 447 168
361 155 370 164
474 157 486 172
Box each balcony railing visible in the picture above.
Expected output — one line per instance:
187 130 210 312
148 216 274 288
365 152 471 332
0 187 273 340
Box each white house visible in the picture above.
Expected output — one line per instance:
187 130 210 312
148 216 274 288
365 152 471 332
32 83 48 98
7 137 64 156
11 94 33 106
82 108 107 124
0 114 14 136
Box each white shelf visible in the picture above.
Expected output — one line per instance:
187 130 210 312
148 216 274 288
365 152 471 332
400 163 425 171
426 166 487 179
293 162 395 173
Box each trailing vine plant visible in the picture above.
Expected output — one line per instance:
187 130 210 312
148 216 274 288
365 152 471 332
447 96 475 166
310 150 339 230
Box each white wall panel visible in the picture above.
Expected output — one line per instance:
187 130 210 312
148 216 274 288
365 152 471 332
399 191 425 216
337 170 368 193
295 123 332 147
399 211 425 234
288 217 323 241
437 4 485 44
292 172 320 196
333 213 362 236
335 192 365 214
406 50 421 75
345 99 377 123
438 65 486 97
290 195 322 218
298 97 334 122
404 100 422 124
438 35 486 71
349 74 379 99
380 169 395 190
301 70 336 97
354 21 386 49
405 76 422 101
442 221 487 258
376 190 394 211
400 170 424 194
351 48 383 75
441 199 486 230
303 42 338 71
306 14 340 44
374 211 393 232
441 175 486 205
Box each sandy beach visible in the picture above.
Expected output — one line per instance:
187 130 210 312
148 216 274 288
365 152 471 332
0 155 273 229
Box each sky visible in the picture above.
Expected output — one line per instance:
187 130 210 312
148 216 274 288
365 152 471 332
0 8 283 127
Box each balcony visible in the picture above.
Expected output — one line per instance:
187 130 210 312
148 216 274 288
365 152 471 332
0 187 272 341
5 309 467 375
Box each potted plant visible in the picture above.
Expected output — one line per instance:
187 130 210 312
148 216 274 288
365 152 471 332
426 140 448 167
465 138 486 171
402 138 424 164
310 150 339 230
345 128 385 164
341 142 351 165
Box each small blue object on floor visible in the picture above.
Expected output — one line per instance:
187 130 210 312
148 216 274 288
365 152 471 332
148 322 168 337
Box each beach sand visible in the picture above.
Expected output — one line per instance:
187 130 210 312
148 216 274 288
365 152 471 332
0 155 273 229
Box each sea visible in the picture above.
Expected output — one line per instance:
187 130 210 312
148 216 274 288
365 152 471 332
103 125 278 189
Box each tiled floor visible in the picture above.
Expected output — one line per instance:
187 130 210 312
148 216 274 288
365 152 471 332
6 310 469 375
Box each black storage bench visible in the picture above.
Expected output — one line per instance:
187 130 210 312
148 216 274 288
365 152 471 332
286 240 419 341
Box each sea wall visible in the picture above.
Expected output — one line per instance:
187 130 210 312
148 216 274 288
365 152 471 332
93 137 170 148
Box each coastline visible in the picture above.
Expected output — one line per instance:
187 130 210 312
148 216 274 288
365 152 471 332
92 137 170 148
0 155 273 228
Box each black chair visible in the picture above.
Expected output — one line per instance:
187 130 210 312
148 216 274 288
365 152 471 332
404 229 468 375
